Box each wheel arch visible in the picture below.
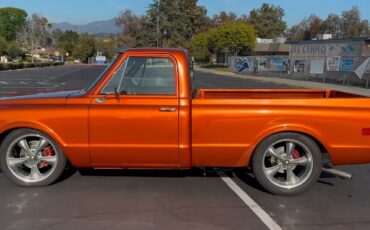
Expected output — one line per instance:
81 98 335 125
0 122 66 151
247 127 332 167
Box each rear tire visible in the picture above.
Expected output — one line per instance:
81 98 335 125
0 129 67 187
252 132 322 195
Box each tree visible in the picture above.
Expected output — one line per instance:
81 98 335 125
320 14 343 38
308 15 322 39
212 11 238 26
116 0 210 48
208 21 256 56
248 3 287 38
191 32 210 60
59 30 79 56
16 14 53 62
115 9 148 47
0 7 27 41
6 42 22 59
287 15 322 41
74 33 96 63
146 0 183 47
0 36 6 55
96 38 117 60
178 0 209 46
287 6 370 41
50 29 63 52
341 6 369 38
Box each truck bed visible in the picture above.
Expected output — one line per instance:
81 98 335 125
191 87 370 168
195 89 366 99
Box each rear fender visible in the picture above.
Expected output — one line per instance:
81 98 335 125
246 124 331 165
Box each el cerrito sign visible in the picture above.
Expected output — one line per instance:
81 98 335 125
290 41 363 57
291 45 326 56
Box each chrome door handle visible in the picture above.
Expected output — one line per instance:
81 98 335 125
95 97 106 103
159 107 177 112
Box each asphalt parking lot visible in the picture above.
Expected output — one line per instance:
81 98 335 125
0 65 369 230
0 65 105 97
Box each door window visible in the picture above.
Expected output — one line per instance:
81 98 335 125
101 57 176 95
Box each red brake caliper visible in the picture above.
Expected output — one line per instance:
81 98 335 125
292 149 301 159
39 146 54 168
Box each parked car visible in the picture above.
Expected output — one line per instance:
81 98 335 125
0 48 369 195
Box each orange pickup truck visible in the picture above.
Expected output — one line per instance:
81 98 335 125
0 48 370 195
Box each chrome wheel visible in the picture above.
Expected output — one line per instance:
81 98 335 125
6 134 58 183
262 139 313 190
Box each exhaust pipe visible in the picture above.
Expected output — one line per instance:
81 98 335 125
321 167 352 180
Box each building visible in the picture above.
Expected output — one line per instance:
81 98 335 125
0 55 9 63
30 47 60 62
315 34 333 40
253 37 290 56
218 36 370 67
287 36 370 58
215 37 289 64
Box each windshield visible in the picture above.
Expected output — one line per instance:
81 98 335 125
85 55 121 92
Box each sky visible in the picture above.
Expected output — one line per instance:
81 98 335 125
0 0 370 27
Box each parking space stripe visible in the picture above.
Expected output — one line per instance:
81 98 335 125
217 171 282 230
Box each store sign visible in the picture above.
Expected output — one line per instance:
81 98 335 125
291 42 362 57
291 45 326 57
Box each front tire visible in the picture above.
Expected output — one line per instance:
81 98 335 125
252 133 322 195
0 129 67 187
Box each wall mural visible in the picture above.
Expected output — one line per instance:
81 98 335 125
327 43 361 56
235 57 250 73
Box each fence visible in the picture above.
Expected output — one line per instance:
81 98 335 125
228 55 370 88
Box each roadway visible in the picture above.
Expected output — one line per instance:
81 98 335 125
0 65 369 230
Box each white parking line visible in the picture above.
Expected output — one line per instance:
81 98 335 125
217 171 282 230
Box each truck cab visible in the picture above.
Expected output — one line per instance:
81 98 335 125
88 49 191 168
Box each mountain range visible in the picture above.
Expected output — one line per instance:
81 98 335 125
52 18 120 34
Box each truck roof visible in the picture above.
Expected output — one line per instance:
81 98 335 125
119 47 188 56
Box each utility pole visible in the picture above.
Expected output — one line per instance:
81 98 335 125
156 0 161 47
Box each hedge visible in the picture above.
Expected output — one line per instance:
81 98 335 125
0 62 64 71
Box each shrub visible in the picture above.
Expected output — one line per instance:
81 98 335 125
7 63 16 70
0 61 65 71
24 63 34 68
15 63 24 69
25 56 32 62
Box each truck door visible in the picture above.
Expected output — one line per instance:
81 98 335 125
89 54 179 168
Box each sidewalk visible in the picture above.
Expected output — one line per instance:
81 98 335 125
196 67 370 97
